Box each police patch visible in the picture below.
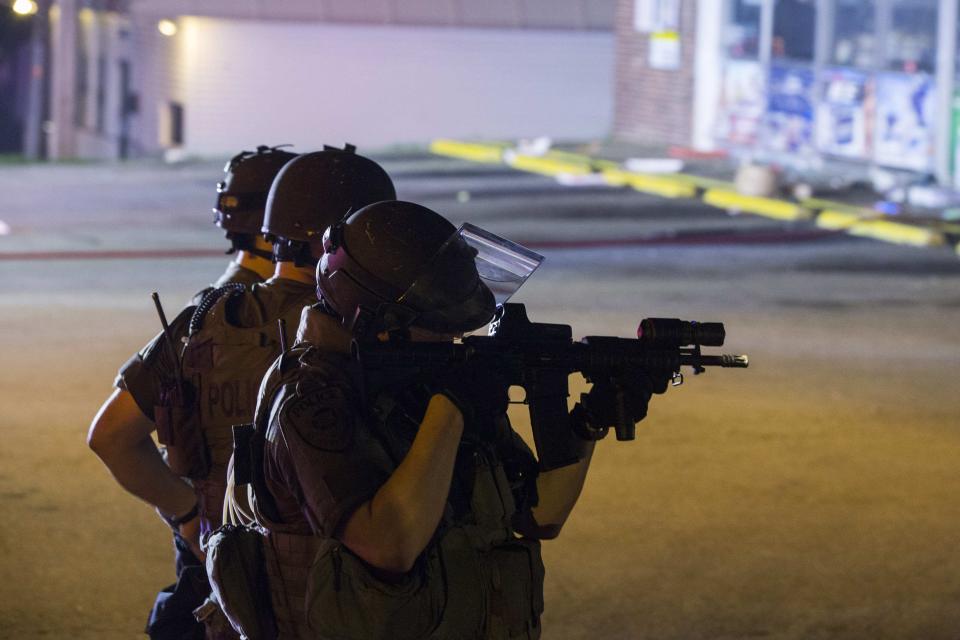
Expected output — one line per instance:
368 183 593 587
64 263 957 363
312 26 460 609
280 387 353 452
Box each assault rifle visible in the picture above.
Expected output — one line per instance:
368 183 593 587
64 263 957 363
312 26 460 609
353 303 748 471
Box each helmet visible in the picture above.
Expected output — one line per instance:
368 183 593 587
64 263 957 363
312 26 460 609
317 200 496 338
262 146 396 265
214 145 298 257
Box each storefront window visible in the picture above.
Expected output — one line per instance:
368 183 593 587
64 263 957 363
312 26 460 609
829 0 876 69
884 0 937 74
772 0 817 63
724 0 762 59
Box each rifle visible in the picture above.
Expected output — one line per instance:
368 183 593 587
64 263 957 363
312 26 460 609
353 303 749 472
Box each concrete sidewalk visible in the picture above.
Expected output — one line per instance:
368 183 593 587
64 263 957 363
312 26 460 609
430 139 960 255
0 152 832 260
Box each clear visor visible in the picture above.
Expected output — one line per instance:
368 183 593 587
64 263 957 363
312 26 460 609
387 222 543 333
458 223 543 305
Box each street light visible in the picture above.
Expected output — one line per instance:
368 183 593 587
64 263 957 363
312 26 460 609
12 0 38 16
157 18 177 37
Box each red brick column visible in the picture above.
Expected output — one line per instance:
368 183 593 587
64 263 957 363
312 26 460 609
612 0 698 147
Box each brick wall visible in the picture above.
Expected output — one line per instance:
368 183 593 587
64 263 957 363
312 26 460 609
612 0 697 147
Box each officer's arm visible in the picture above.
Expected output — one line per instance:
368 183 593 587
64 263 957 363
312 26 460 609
338 394 464 574
88 388 197 522
517 443 595 539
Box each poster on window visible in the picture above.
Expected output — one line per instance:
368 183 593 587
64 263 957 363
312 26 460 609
873 73 936 172
648 31 681 69
634 0 680 32
715 60 765 146
816 68 870 158
763 64 815 154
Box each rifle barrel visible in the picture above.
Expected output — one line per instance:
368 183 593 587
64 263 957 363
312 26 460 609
681 353 749 368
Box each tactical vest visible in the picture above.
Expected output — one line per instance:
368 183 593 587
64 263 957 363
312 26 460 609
173 283 308 534
242 345 545 640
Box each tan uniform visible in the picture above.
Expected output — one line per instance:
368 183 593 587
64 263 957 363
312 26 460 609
189 262 263 307
126 262 265 640
253 309 545 639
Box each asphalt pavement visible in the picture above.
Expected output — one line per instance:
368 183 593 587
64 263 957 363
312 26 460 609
1 153 960 639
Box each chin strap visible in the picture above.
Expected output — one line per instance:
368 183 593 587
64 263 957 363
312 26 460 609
228 233 274 262
272 239 314 267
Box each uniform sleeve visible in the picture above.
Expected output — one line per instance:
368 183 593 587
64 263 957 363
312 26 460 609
226 279 314 329
263 381 390 538
114 306 193 421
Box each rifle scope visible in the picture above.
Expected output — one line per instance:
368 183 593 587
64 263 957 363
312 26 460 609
637 318 725 347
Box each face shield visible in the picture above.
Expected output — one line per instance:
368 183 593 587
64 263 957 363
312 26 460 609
395 223 544 333
457 223 544 305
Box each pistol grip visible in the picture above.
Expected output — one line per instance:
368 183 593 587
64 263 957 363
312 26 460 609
526 370 582 471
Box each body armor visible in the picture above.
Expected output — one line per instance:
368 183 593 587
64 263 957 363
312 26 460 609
238 346 544 639
170 284 308 533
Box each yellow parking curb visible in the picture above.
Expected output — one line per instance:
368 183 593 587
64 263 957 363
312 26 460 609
541 150 620 171
817 209 945 246
802 198 866 215
429 139 507 164
505 152 592 177
702 188 812 221
428 138 951 253
602 168 697 198
816 209 864 230
848 220 946 247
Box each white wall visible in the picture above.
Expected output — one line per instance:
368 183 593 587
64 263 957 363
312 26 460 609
74 12 131 158
692 0 724 151
131 0 616 30
172 18 614 155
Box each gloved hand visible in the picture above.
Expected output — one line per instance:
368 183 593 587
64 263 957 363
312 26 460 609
580 368 672 430
430 359 510 430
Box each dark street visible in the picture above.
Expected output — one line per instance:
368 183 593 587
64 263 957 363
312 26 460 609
2 155 959 638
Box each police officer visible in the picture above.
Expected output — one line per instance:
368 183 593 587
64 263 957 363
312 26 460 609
244 201 666 639
87 148 396 639
84 144 293 640
202 146 300 297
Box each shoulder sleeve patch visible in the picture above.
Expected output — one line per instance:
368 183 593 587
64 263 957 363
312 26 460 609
279 386 355 453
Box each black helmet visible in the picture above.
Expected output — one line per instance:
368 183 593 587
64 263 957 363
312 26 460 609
317 200 496 338
262 146 396 266
214 145 298 258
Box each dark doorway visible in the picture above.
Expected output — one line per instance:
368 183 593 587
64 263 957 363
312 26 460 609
0 11 33 153
169 101 184 146
117 58 135 158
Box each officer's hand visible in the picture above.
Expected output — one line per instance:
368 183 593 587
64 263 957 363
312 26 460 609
581 369 670 429
179 513 206 563
647 367 673 395
431 360 510 429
